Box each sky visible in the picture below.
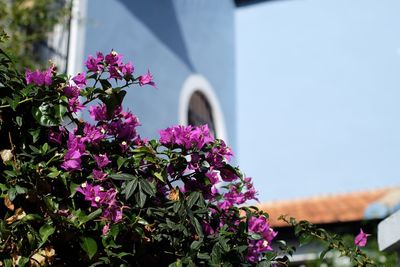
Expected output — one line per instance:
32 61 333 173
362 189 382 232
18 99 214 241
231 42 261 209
236 0 400 202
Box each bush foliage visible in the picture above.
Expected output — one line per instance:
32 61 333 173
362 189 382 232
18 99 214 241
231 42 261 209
0 36 377 266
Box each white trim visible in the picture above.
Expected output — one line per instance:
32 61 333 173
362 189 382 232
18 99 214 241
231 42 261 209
67 0 87 75
179 74 229 143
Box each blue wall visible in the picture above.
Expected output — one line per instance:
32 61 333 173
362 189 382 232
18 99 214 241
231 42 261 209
237 0 400 201
83 0 236 150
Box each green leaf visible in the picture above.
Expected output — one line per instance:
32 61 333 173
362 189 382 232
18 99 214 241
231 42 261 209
190 240 202 251
117 156 128 170
55 103 67 119
136 190 147 208
153 172 164 182
139 180 155 196
192 217 204 238
29 128 41 143
39 224 55 246
122 179 138 200
80 208 102 225
109 173 136 181
80 236 98 260
186 191 200 209
168 259 183 267
32 103 60 127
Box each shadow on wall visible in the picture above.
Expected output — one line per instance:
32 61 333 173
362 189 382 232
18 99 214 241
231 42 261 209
118 0 194 71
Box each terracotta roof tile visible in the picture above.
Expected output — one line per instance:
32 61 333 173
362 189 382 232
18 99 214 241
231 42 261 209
258 187 398 227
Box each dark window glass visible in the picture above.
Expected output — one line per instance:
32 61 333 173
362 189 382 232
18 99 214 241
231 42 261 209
188 91 216 137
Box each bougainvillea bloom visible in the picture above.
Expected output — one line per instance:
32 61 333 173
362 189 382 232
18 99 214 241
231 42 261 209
85 52 104 72
354 229 370 247
89 104 108 121
159 124 214 150
138 70 156 87
61 132 85 171
246 216 278 263
72 72 86 87
25 67 52 86
93 154 111 169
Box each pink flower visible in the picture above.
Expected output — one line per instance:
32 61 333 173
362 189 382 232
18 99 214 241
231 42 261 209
63 85 80 98
85 52 104 72
105 51 123 66
82 123 104 144
355 229 370 247
121 62 134 77
68 97 85 112
138 70 156 87
89 104 108 121
25 67 52 86
93 154 111 169
246 216 277 263
93 169 107 181
72 72 86 87
61 132 85 171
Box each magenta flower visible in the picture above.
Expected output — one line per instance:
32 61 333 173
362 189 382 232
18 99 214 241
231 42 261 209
89 104 108 121
72 72 86 87
138 70 156 87
68 97 85 112
105 51 123 66
82 123 105 144
246 216 277 263
121 62 134 77
159 125 214 150
48 127 66 144
61 132 85 171
93 154 111 169
85 52 104 72
354 229 370 247
93 169 107 181
63 85 80 98
25 67 52 86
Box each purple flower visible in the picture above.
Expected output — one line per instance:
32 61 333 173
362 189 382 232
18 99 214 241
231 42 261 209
63 85 80 98
159 125 213 150
93 169 107 181
61 132 85 171
121 62 134 77
206 170 221 185
82 123 105 144
108 65 123 80
76 182 105 208
93 154 111 169
48 127 66 144
105 51 123 66
60 150 82 171
25 67 52 86
85 52 104 72
246 216 277 263
68 97 85 112
138 70 156 87
355 229 370 247
72 72 86 87
89 104 108 121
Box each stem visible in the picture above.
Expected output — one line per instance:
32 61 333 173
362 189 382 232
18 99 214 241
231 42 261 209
0 97 33 108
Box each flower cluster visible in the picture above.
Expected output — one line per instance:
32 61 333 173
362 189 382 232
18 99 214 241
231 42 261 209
159 124 214 150
85 50 136 81
77 182 123 234
25 66 53 86
9 50 285 266
246 216 278 263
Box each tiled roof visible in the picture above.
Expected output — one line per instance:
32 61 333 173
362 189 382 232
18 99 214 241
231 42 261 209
258 187 400 227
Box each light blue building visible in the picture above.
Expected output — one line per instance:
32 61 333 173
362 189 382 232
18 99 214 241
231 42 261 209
66 0 237 150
